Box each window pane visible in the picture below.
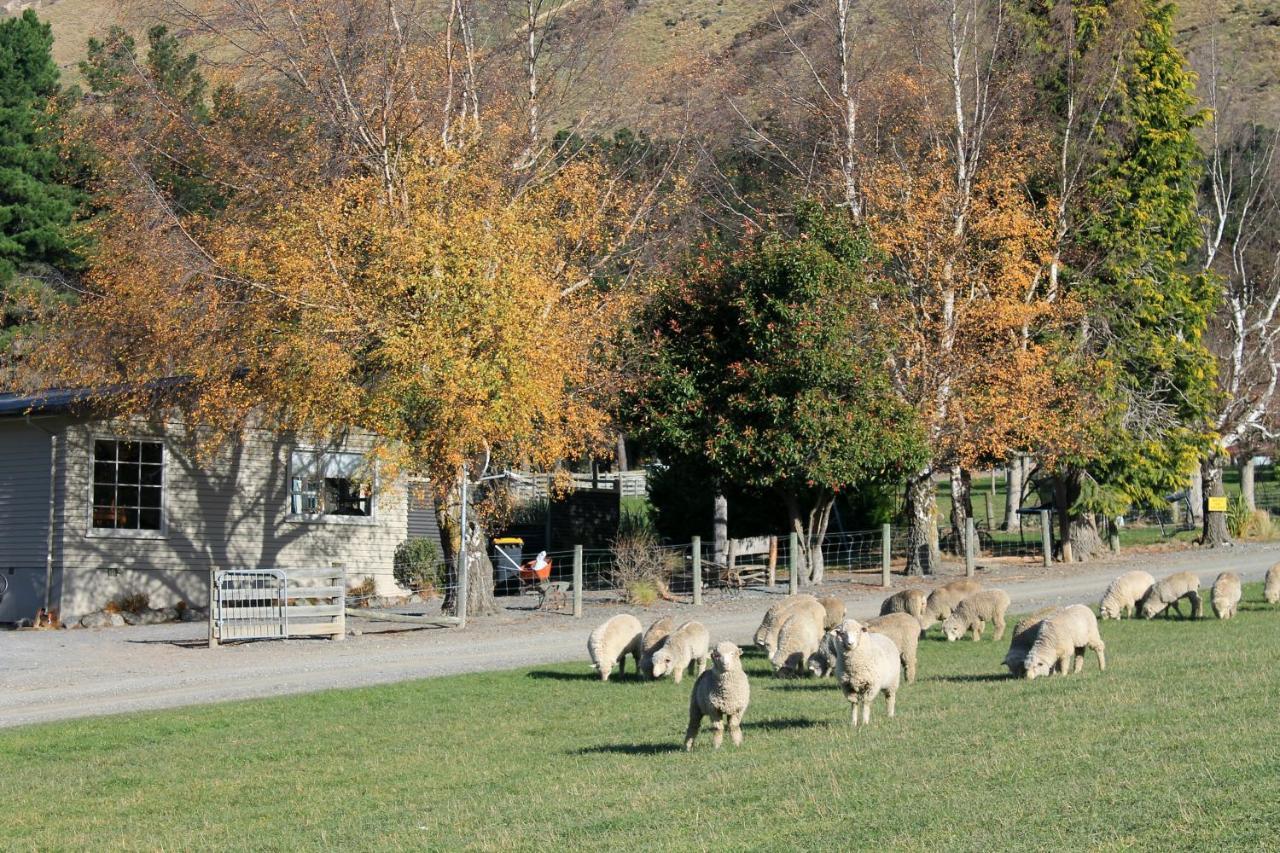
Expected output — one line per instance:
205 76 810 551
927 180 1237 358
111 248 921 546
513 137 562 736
93 484 115 506
139 486 162 509
118 442 141 463
140 464 163 486
117 464 139 486
115 506 138 529
94 440 117 463
93 506 119 528
116 485 139 507
138 508 161 530
94 462 117 486
140 442 162 464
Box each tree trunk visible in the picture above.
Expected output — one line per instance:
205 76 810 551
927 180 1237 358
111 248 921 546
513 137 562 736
1201 454 1232 547
615 433 629 472
1188 466 1204 525
904 470 940 576
1239 455 1256 512
1002 453 1024 531
1053 470 1104 562
785 491 834 585
438 472 500 617
712 493 728 566
947 465 972 554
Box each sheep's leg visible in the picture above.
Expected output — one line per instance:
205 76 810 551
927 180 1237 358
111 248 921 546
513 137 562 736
973 620 984 642
1073 647 1085 674
684 707 704 751
903 653 916 685
710 712 726 749
1056 654 1071 675
885 687 896 719
673 664 683 685
1190 591 1203 619
1092 640 1106 671
850 702 859 728
728 714 743 747
616 653 627 678
861 699 872 726
993 613 1006 641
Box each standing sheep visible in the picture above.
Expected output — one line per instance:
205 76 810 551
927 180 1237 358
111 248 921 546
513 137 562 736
685 641 751 751
941 589 1011 642
834 619 901 727
921 579 983 630
1023 605 1106 680
1211 572 1243 620
1002 607 1061 677
771 611 824 677
1139 571 1203 619
880 588 927 620
1099 571 1156 620
753 594 826 657
650 621 712 684
1265 563 1280 605
640 616 673 679
588 614 644 681
865 612 921 684
818 596 847 630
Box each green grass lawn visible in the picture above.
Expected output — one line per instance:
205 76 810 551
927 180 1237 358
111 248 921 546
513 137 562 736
5 587 1280 850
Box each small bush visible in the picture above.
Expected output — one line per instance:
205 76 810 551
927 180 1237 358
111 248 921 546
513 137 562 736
1248 509 1277 540
346 576 376 607
107 592 150 614
1227 494 1253 538
625 579 659 607
611 528 675 606
393 537 445 597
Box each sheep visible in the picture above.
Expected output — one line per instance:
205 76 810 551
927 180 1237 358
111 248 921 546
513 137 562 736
753 594 826 657
818 596 847 630
1003 607 1061 677
806 629 844 678
650 621 711 684
1139 571 1203 619
942 589 1011 642
1023 604 1106 680
1265 563 1280 605
1099 571 1156 620
640 616 674 679
921 579 983 630
685 641 751 751
770 611 824 677
865 612 921 684
879 588 927 620
833 619 901 727
588 614 644 681
1211 572 1243 620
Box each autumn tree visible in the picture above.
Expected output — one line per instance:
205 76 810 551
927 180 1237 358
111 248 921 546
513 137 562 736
627 204 926 583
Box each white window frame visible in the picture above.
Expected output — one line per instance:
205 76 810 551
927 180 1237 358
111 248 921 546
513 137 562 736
87 435 168 540
285 447 378 525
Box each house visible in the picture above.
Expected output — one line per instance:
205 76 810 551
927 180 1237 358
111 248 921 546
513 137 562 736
0 387 442 624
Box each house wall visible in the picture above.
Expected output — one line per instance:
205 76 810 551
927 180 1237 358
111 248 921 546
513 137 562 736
0 418 60 623
56 421 411 619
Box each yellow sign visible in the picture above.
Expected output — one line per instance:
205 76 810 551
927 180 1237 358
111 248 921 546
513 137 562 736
1207 496 1228 512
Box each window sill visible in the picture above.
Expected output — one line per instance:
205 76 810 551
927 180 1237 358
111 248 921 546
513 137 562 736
87 529 168 541
284 514 379 526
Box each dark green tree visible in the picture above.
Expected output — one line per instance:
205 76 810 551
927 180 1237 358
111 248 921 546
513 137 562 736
627 204 926 582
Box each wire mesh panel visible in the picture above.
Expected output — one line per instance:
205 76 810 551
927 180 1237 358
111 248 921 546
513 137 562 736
213 569 287 641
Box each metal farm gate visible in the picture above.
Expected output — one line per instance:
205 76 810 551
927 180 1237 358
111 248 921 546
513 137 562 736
209 567 347 646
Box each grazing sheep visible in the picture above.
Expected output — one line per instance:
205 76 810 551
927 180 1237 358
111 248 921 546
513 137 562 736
806 629 843 678
834 619 901 727
753 594 826 657
1265 563 1280 605
880 588 927 621
1139 571 1203 620
771 611 824 677
1003 607 1061 677
1211 572 1243 620
1099 571 1156 620
921 579 983 630
865 612 921 684
1023 605 1106 680
651 621 711 684
942 589 1011 642
818 596 847 630
588 614 644 681
640 616 674 679
685 641 751 751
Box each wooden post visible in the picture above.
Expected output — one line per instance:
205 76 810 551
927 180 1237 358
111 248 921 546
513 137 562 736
1040 510 1052 567
207 567 218 649
964 517 976 578
788 532 799 595
983 492 994 530
767 536 778 587
691 537 702 607
727 539 737 586
881 523 891 588
1109 518 1120 554
573 544 584 617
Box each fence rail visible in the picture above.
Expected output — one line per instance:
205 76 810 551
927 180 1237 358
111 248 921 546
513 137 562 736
505 470 648 498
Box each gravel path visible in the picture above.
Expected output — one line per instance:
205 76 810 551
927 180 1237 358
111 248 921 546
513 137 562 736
2 543 1277 729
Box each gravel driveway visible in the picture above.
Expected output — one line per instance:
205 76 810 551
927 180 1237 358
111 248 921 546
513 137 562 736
2 543 1277 729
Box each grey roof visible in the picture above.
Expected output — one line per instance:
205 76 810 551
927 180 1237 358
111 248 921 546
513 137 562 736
0 377 193 418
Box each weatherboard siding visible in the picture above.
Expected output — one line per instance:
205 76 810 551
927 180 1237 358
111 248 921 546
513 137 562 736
0 419 57 622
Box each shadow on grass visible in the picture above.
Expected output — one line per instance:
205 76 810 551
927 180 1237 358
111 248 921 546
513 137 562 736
526 670 649 684
929 672 1013 684
574 717 824 755
575 742 684 756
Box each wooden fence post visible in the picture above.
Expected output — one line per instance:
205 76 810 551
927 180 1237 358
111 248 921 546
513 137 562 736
983 492 994 530
1040 510 1052 567
691 537 702 607
788 532 799 595
208 567 218 649
767 536 778 588
964 517 976 578
573 544 584 618
881 523 891 588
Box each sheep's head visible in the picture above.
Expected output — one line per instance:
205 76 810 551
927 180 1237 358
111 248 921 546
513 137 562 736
806 651 833 678
650 647 674 678
710 641 742 673
834 619 867 651
1099 598 1120 620
941 613 965 642
1023 650 1053 680
1140 596 1162 619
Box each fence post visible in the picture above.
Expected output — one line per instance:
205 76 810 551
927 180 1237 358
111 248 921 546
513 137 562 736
983 492 994 530
207 567 218 649
964 517 976 578
573 544 584 618
881 523 891 588
1040 510 1052 567
767 536 778 587
788 532 799 595
691 537 702 607
1109 518 1121 554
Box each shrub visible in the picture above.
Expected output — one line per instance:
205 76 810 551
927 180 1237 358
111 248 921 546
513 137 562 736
393 537 445 598
610 527 675 606
346 575 377 607
1227 494 1253 538
106 592 150 614
1247 508 1277 540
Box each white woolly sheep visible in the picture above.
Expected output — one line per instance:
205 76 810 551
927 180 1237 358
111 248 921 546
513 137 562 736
1099 571 1155 620
1139 571 1203 619
1265 563 1280 605
640 616 673 679
588 614 643 681
942 589 1011 642
1023 604 1105 680
921 579 983 630
1211 572 1242 620
1002 607 1061 677
806 629 843 678
880 588 927 621
685 641 751 751
834 619 901 727
771 611 824 677
754 594 826 657
865 612 921 684
818 596 847 630
651 620 711 684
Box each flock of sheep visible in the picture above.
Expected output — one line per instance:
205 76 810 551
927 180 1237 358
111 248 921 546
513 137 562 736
587 563 1280 750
